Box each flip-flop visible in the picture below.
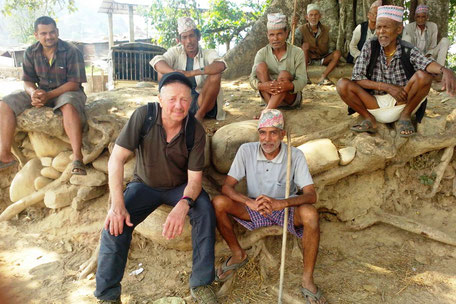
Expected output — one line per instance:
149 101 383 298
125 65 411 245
397 119 416 137
350 120 377 134
301 287 327 304
72 160 87 176
0 159 17 171
215 256 249 282
317 78 333 86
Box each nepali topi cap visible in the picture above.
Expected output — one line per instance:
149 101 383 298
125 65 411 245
258 109 284 130
307 4 321 14
415 4 429 15
178 17 197 35
377 5 404 22
267 13 288 30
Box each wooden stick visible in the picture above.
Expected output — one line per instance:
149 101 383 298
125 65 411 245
278 130 293 304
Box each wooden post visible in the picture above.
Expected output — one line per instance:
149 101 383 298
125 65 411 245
128 5 135 43
108 12 114 49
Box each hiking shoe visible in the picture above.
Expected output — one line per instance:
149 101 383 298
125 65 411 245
97 299 121 304
190 285 218 303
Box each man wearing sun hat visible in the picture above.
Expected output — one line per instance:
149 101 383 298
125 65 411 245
212 109 326 303
150 17 226 121
294 3 342 85
94 72 218 304
403 4 450 66
249 13 307 119
336 5 456 137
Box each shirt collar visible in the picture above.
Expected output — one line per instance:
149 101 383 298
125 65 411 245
257 142 285 163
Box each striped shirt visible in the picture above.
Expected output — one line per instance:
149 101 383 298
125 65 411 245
351 38 433 95
22 39 87 91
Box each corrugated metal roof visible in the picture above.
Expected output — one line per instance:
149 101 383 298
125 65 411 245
98 0 148 15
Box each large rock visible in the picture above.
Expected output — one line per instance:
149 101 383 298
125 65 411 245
52 151 73 172
211 120 259 173
135 205 192 251
44 184 78 209
298 139 339 175
28 132 71 158
9 158 43 202
41 167 61 179
70 168 107 187
40 157 53 167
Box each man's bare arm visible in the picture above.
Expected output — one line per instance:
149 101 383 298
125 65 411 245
46 81 81 100
154 60 176 75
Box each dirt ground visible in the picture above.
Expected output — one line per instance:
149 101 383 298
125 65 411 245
0 77 456 304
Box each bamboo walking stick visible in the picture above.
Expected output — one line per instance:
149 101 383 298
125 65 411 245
277 130 293 304
278 0 298 302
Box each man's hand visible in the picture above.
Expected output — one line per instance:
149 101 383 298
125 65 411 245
385 84 408 104
441 67 456 96
104 204 133 236
162 200 189 240
175 69 198 78
31 89 47 107
245 198 261 212
256 195 284 216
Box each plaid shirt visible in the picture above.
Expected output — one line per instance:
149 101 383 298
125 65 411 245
352 38 433 95
22 39 86 91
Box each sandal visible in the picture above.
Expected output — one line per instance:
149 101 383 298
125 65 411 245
301 287 327 304
215 256 249 282
397 119 416 137
72 160 87 176
317 78 333 86
350 120 377 134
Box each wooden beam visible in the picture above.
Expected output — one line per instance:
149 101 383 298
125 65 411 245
128 5 135 43
108 12 114 49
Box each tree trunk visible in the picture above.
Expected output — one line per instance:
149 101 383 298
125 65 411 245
223 0 449 79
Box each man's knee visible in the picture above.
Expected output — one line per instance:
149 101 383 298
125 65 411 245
332 50 342 60
440 37 450 49
193 190 216 220
336 78 352 94
277 70 293 82
205 73 222 84
212 195 232 213
0 101 14 115
413 70 432 86
297 205 319 230
256 62 268 73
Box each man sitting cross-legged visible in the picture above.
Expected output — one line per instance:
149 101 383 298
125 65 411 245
249 13 307 119
336 5 456 137
212 109 327 304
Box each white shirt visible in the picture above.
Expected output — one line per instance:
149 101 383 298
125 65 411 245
228 142 313 199
349 23 376 59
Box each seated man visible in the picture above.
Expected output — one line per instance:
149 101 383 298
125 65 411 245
403 5 450 66
94 72 217 304
150 17 226 121
336 5 456 137
249 13 307 119
294 4 341 85
0 16 87 174
212 109 326 304
348 0 381 63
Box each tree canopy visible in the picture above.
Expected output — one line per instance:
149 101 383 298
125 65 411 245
143 0 269 51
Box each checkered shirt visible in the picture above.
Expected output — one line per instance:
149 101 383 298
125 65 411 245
351 38 433 95
22 39 87 91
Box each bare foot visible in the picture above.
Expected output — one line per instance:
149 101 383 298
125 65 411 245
216 254 248 281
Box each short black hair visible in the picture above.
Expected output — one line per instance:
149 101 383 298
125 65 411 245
178 28 201 40
34 16 57 31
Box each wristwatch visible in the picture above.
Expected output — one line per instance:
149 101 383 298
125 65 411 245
182 196 195 208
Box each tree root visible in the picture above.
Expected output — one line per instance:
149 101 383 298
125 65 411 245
215 226 282 254
453 176 456 197
11 140 27 167
0 165 72 221
78 242 100 280
349 207 456 247
425 145 455 198
83 116 115 164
